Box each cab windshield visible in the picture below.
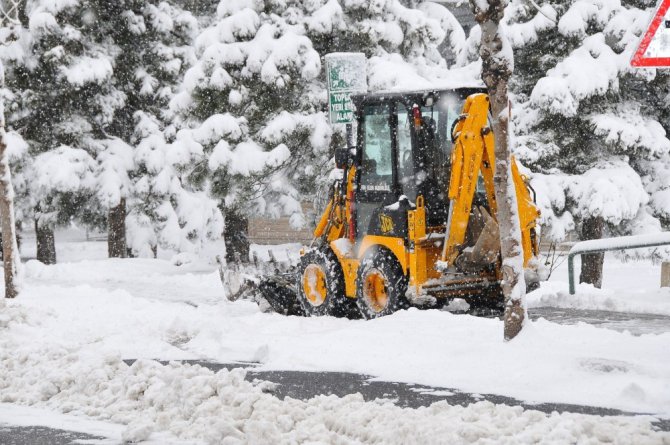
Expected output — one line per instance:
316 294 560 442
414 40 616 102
398 93 463 204
355 91 474 231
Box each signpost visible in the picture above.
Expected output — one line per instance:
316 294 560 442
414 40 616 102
325 53 367 147
631 0 670 67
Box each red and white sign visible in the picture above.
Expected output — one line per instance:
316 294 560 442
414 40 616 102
631 0 670 67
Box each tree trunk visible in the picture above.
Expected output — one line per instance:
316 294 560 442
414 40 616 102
35 219 56 265
108 198 127 258
579 216 604 288
472 0 526 340
0 60 21 299
224 210 250 265
0 119 20 299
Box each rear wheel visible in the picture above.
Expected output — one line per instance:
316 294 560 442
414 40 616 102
356 249 409 319
297 248 349 317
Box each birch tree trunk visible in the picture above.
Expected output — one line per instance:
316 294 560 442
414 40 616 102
471 0 526 340
0 60 21 299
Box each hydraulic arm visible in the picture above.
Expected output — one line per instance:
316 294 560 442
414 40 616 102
441 93 540 269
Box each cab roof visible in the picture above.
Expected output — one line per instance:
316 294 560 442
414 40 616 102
350 87 487 107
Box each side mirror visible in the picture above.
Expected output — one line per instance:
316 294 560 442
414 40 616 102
334 147 349 169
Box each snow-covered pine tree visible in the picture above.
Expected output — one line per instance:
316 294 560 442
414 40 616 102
1 0 221 260
506 0 670 285
82 0 223 258
173 0 465 262
129 109 224 257
301 0 473 94
2 0 123 264
170 1 328 262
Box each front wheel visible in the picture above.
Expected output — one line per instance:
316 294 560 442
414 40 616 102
356 249 409 319
297 248 348 317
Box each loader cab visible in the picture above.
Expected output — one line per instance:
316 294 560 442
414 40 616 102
351 88 485 240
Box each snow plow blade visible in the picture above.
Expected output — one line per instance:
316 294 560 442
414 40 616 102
258 274 306 317
218 252 305 316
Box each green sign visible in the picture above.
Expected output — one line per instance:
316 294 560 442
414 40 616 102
329 92 355 124
325 53 367 125
328 66 361 92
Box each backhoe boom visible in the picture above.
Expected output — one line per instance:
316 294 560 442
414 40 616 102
442 94 540 269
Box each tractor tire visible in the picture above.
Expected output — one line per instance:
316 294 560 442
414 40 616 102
356 249 409 319
297 248 350 317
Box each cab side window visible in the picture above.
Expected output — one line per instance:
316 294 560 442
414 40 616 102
396 105 416 201
360 104 392 192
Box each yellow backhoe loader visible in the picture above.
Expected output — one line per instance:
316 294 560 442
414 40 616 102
258 88 542 319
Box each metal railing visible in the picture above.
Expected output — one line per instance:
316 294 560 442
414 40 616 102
568 232 670 294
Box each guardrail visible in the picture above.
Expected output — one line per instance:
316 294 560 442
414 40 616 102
568 232 670 294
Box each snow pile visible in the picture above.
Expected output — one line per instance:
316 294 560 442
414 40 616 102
367 55 483 92
528 281 670 317
0 309 668 444
0 403 192 445
23 258 225 306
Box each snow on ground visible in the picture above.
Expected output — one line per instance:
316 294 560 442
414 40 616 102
528 253 670 316
2 339 667 445
0 403 195 444
0 350 667 444
1 232 669 442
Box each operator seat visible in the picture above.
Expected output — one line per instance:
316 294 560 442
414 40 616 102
417 116 448 226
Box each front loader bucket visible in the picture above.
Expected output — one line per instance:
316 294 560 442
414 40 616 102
258 274 306 317
218 252 306 316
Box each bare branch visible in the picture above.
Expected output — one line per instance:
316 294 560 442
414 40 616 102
0 0 21 26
